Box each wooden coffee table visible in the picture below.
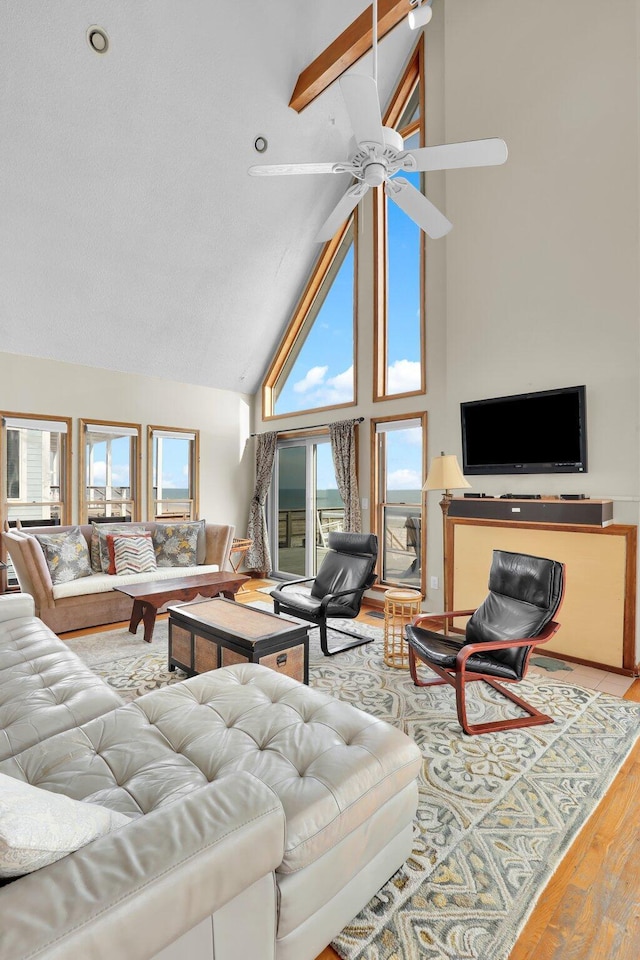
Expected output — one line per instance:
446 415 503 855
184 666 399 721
167 597 310 684
115 571 249 643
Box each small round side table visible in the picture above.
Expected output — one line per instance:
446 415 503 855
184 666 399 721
383 588 422 669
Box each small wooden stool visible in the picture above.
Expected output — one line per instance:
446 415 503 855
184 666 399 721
383 588 422 669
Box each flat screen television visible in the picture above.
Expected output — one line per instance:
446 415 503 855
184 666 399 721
461 385 587 475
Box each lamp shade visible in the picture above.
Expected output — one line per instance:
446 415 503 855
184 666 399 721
423 454 471 492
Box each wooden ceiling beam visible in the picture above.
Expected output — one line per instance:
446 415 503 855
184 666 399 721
289 0 413 113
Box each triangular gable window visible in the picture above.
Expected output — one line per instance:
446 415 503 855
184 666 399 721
263 218 356 418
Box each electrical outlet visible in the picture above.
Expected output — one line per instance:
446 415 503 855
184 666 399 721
430 576 439 590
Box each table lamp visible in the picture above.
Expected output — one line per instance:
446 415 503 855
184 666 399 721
423 452 470 609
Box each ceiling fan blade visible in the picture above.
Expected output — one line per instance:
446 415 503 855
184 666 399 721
316 182 369 243
385 178 452 239
339 74 384 146
404 138 508 173
248 161 352 177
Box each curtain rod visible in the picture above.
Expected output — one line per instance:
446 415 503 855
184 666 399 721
250 416 364 438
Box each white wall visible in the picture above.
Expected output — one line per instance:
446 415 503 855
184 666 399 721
442 0 640 522
0 351 254 534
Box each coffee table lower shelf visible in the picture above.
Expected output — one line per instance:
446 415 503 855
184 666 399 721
168 597 310 684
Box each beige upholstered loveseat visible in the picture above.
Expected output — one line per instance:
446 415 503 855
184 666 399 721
0 594 422 960
2 521 235 634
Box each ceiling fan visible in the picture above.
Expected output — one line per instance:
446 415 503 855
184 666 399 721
249 1 508 243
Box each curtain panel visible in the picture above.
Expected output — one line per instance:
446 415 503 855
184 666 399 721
245 431 277 573
329 418 361 533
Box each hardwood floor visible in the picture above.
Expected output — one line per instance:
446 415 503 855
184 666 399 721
63 580 640 959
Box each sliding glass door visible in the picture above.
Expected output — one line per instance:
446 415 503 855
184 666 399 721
269 437 344 578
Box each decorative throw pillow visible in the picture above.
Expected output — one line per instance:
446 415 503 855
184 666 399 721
104 531 153 575
152 522 200 567
0 773 130 878
112 535 157 576
153 518 206 564
34 528 93 586
92 523 146 574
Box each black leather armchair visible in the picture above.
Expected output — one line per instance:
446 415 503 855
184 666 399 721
271 532 378 656
406 550 565 735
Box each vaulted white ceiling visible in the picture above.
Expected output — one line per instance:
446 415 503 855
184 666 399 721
1 1 417 393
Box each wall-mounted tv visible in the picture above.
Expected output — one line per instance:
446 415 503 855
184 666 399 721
461 385 587 475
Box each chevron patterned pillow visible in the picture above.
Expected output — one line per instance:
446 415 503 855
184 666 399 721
105 531 153 575
111 534 157 576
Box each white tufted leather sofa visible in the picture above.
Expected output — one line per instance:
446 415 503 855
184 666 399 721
0 595 422 960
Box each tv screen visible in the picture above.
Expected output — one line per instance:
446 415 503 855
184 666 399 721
461 386 587 475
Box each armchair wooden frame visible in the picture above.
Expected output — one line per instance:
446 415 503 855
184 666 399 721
408 608 563 736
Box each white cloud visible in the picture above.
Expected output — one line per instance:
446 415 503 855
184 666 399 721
387 359 422 395
387 468 422 490
89 461 130 486
293 365 328 394
287 364 355 410
311 365 354 407
326 365 353 398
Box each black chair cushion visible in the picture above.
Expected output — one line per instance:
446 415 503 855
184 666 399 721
406 625 521 682
465 551 564 676
310 550 373 611
487 550 560 609
270 589 322 619
327 532 378 558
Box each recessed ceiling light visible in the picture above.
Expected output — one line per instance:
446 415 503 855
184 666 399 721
87 27 109 54
254 136 268 154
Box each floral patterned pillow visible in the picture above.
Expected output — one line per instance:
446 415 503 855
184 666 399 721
152 522 200 567
34 527 93 585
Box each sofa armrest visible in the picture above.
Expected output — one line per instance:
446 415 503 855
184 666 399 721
0 593 36 623
0 773 285 960
204 523 235 570
1 531 55 613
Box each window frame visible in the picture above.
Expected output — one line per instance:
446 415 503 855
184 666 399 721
79 418 141 523
0 411 72 525
261 215 358 420
147 425 200 521
370 410 428 597
374 35 426 402
5 428 22 501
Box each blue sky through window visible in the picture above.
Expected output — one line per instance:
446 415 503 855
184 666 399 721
275 238 355 416
386 132 422 396
153 437 191 497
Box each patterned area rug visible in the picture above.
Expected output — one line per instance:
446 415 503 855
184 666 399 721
64 615 640 960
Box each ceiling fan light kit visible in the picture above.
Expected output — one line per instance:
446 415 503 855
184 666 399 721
249 0 507 242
